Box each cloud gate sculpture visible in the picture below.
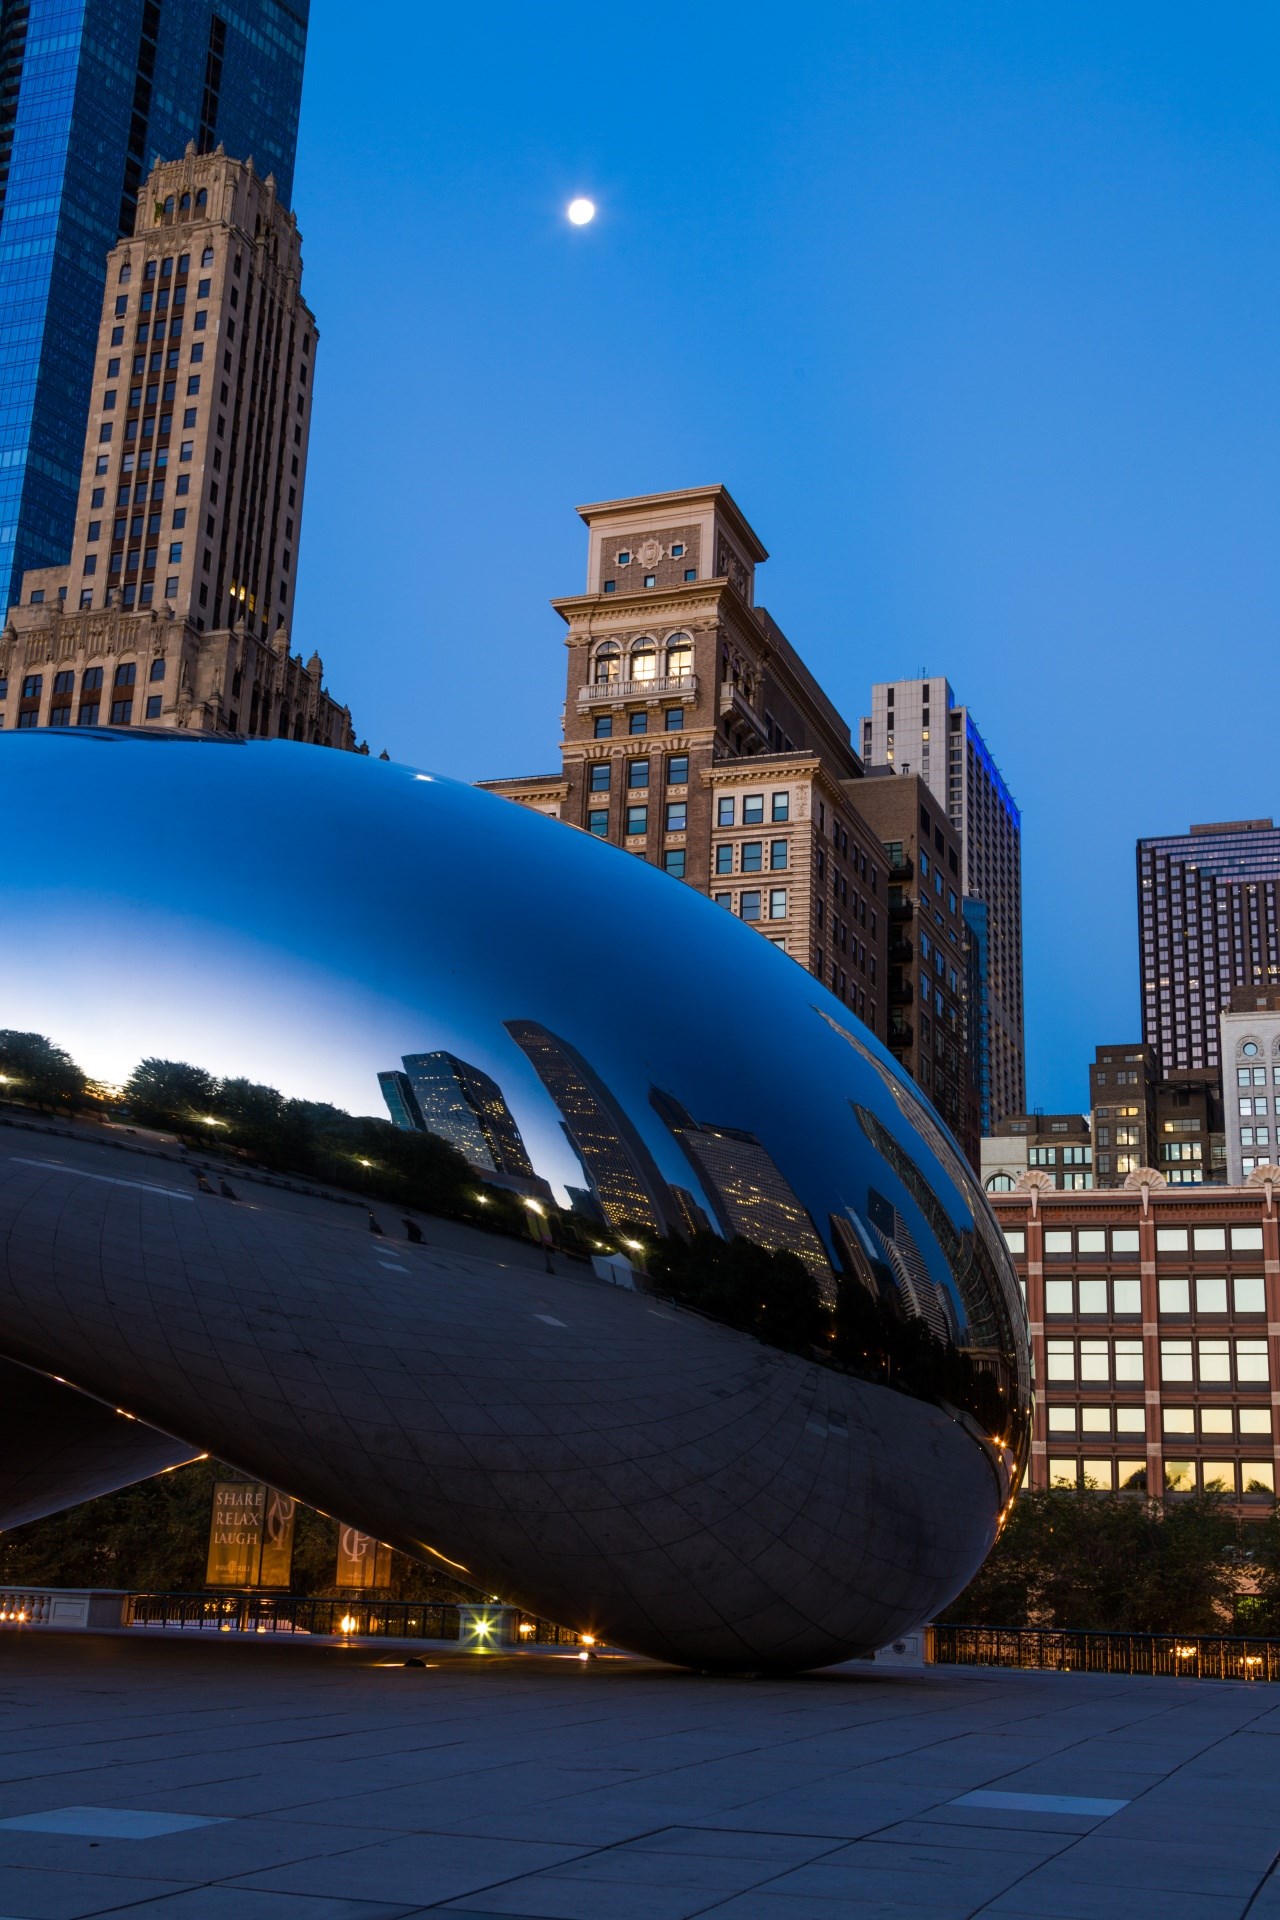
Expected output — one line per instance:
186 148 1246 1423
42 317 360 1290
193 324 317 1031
0 732 1029 1671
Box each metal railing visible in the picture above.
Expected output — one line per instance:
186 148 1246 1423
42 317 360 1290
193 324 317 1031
122 1592 585 1646
935 1624 1280 1682
578 676 696 705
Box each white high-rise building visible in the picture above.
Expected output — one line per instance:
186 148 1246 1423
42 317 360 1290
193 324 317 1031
860 676 1024 1132
1221 989 1280 1184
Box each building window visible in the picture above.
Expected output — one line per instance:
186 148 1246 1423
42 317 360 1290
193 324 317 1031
626 805 648 836
772 792 790 822
717 797 735 827
684 569 696 582
665 708 684 731
664 849 686 878
666 754 688 784
630 643 657 683
770 840 788 870
714 845 733 875
643 573 656 588
145 695 162 719
78 703 100 726
586 810 608 837
589 763 610 792
665 801 687 832
114 662 136 687
52 671 73 695
743 794 764 825
670 544 684 557
593 716 612 739
740 891 761 922
768 888 787 920
83 667 103 690
627 759 649 789
741 841 763 873
666 637 692 679
617 550 631 566
110 698 133 724
21 675 41 699
603 581 616 593
628 711 648 735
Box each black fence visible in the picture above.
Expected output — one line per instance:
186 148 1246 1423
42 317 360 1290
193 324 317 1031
124 1593 582 1646
935 1624 1280 1682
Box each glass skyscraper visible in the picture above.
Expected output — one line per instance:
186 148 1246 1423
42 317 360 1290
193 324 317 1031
0 0 308 610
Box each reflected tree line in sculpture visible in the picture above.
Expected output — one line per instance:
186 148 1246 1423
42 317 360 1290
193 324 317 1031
0 1027 1011 1437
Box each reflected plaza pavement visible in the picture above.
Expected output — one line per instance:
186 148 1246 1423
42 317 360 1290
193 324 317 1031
0 1631 1279 1918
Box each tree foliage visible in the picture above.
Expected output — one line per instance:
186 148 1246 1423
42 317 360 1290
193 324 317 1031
648 1232 827 1354
0 1459 475 1601
940 1488 1243 1633
121 1059 477 1219
0 1030 88 1114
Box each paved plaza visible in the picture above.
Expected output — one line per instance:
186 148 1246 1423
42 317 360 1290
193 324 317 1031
0 1635 1278 1917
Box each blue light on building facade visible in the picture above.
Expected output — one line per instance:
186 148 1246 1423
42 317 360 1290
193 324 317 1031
0 0 308 611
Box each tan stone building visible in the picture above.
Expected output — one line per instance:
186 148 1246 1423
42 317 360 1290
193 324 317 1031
484 485 907 1047
0 149 355 749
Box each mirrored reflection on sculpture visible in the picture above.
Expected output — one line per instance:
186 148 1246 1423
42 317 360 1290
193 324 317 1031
0 732 1030 1672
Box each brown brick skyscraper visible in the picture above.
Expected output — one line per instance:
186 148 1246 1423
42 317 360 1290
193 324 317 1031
0 148 354 746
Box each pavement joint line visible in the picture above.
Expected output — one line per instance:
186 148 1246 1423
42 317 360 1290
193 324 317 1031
10 1157 196 1200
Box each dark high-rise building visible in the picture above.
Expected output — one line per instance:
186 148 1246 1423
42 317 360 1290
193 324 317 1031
399 1052 536 1181
0 0 309 611
650 1090 833 1293
377 1070 421 1134
1089 1042 1225 1190
860 678 1024 1133
851 770 977 1167
504 1021 683 1240
1138 820 1280 1077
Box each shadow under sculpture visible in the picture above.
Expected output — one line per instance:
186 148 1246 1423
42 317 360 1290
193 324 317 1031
0 731 1030 1672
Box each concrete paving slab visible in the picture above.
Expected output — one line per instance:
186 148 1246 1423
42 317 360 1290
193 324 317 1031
0 1634 1278 1919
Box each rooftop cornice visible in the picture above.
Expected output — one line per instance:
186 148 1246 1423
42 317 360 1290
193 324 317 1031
572 484 769 564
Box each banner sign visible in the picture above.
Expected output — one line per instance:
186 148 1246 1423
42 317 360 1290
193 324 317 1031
258 1489 297 1588
336 1525 392 1590
206 1482 297 1588
206 1481 265 1586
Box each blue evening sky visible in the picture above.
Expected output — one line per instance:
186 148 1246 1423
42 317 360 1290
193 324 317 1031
290 3 1280 1117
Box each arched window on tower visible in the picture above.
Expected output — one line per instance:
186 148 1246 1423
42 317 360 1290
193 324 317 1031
665 634 692 681
630 641 657 683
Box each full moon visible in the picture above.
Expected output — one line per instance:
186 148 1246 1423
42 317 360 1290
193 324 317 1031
566 198 596 226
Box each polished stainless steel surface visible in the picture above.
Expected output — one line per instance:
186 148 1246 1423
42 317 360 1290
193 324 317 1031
0 731 1029 1670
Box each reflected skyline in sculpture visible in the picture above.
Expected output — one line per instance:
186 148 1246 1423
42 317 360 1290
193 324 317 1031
0 731 1031 1670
